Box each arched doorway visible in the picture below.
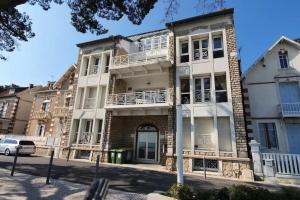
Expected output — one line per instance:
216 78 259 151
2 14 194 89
136 124 159 163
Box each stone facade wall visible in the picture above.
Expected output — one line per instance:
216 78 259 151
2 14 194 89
109 115 168 164
225 24 248 158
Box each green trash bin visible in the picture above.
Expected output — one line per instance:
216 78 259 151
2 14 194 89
115 149 127 164
109 149 117 163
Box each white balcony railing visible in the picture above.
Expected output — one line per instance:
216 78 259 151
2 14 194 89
79 132 92 144
113 48 169 68
106 90 171 106
281 103 300 117
262 153 300 175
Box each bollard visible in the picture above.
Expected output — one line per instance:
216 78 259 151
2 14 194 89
95 155 100 179
203 156 206 180
46 149 55 184
67 146 71 162
11 146 20 176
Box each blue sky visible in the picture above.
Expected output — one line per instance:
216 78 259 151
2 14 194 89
1 0 300 86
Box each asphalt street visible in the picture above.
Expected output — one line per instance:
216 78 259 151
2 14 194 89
0 155 289 194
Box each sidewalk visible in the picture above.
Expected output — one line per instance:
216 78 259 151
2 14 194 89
0 168 146 200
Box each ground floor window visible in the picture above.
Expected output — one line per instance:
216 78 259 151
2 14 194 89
194 117 215 150
258 122 278 149
36 123 45 137
193 158 218 171
217 117 232 152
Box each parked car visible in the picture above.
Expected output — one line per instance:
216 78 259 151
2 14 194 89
0 138 36 156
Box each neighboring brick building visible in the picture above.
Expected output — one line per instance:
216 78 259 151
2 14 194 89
0 84 38 135
66 9 252 180
26 65 77 157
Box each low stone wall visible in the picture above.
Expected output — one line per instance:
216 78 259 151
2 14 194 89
34 146 52 156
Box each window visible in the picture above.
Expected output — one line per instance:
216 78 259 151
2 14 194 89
279 50 289 69
213 36 224 58
144 38 152 51
1 102 8 117
89 57 100 75
181 78 190 104
217 117 232 152
65 96 71 107
41 101 49 112
104 54 110 73
258 123 278 149
82 57 89 76
85 87 97 109
153 37 160 49
215 75 227 103
194 77 211 103
180 42 189 63
36 124 45 137
96 119 103 144
194 159 218 171
161 35 167 48
193 39 209 61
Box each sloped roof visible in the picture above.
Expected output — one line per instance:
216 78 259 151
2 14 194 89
54 64 77 89
242 36 300 78
0 87 28 98
165 8 234 27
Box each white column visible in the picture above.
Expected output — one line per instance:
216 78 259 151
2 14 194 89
176 105 184 185
249 140 263 177
76 119 83 145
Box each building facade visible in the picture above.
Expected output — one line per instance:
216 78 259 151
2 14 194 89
0 85 37 135
243 36 300 154
66 9 252 180
26 65 77 156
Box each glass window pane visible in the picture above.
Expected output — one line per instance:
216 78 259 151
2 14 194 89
202 39 208 48
213 37 222 49
215 75 226 90
181 43 188 54
204 78 210 89
181 55 189 63
181 79 190 92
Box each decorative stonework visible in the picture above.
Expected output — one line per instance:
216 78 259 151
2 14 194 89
225 24 248 158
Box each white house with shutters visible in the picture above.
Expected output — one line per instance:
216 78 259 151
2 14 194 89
243 36 300 181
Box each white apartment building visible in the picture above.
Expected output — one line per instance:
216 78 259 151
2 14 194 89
243 36 300 179
67 9 252 180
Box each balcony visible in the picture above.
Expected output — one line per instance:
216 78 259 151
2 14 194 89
111 48 171 78
281 103 300 117
106 89 172 109
32 111 51 120
53 107 69 118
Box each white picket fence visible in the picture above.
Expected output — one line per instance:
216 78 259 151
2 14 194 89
261 153 300 175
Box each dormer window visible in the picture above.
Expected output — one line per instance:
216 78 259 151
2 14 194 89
8 89 15 94
279 50 289 69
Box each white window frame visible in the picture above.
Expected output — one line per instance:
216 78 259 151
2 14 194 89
278 50 289 69
212 35 224 58
42 100 50 112
88 56 101 75
81 56 90 76
215 75 228 103
194 77 211 103
180 78 190 104
193 38 209 61
180 41 189 63
36 124 46 137
257 122 279 150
